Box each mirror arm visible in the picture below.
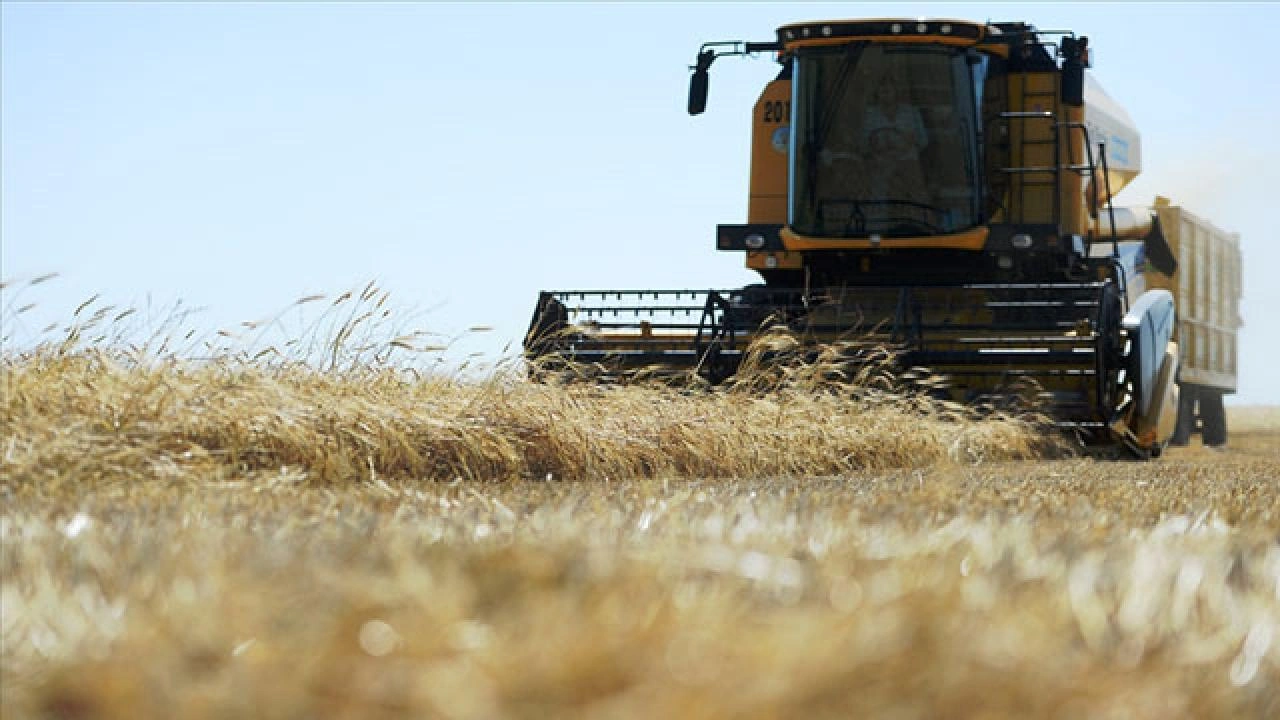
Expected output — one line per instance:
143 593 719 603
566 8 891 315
695 40 782 63
687 40 782 116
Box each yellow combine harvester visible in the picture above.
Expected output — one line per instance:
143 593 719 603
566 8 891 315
525 18 1243 457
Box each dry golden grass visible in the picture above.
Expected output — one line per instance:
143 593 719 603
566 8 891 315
2 288 1278 718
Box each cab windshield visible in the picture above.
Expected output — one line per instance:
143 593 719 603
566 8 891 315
790 44 1004 237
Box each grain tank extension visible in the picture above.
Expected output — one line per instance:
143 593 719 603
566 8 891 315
525 18 1243 456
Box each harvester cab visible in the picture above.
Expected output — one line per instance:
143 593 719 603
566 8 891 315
526 18 1196 457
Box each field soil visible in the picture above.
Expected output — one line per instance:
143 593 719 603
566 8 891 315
2 351 1277 719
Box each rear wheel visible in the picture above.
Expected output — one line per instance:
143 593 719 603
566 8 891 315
1201 389 1228 447
1170 383 1197 446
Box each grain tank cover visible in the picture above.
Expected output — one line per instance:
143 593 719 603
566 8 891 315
1084 73 1142 200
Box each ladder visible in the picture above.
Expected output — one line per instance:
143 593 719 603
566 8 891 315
999 65 1129 306
999 69 1099 229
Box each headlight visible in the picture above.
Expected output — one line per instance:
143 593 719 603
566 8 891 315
744 233 766 250
1011 233 1033 250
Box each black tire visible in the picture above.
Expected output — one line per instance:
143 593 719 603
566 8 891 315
1170 383 1197 446
1201 389 1228 447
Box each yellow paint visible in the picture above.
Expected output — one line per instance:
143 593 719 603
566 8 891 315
748 79 792 225
779 225 989 251
1057 103 1088 236
746 251 804 270
1004 72 1059 226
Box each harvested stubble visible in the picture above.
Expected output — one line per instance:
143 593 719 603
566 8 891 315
3 344 1279 719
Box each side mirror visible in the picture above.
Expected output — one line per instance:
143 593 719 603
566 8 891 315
688 50 715 116
688 67 709 115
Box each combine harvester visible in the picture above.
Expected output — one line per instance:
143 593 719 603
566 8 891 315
525 17 1242 457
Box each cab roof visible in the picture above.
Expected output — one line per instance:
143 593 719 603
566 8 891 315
775 18 1031 53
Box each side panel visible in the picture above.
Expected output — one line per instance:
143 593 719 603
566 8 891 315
748 78 791 223
1155 203 1242 392
746 78 801 271
1004 71 1059 226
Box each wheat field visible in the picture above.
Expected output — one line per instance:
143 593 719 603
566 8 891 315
2 288 1278 719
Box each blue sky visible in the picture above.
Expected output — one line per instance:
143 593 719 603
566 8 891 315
3 2 1278 403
